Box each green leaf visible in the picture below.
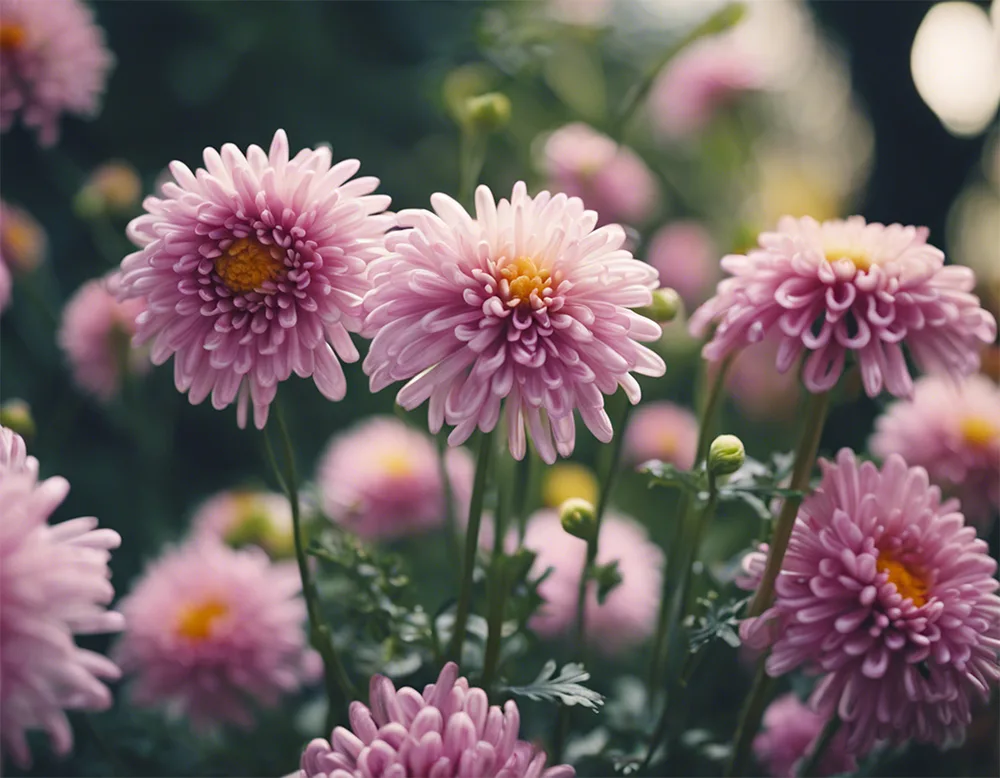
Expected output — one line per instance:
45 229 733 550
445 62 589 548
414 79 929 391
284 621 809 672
503 660 605 711
639 460 704 496
591 560 623 605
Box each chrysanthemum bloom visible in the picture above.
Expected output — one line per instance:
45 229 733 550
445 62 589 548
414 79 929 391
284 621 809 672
649 36 762 139
734 542 767 592
541 123 659 227
719 339 801 422
0 253 10 312
870 374 1000 532
58 274 149 401
113 539 320 728
646 221 718 309
118 130 392 429
523 509 663 654
744 449 1000 755
0 0 113 146
363 182 666 464
753 694 856 778
190 488 294 558
1 199 46 274
75 160 142 217
690 216 998 397
622 401 698 470
317 416 473 540
0 451 124 767
299 662 574 778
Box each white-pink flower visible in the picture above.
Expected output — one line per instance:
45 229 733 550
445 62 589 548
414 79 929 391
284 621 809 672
622 401 698 470
645 221 718 309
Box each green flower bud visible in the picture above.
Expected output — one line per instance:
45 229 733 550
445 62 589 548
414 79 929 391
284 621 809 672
0 398 35 439
634 287 682 323
708 434 745 476
463 92 512 133
559 497 596 543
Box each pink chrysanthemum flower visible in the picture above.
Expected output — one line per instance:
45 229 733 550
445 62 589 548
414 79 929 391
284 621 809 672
646 221 718 309
690 216 997 397
622 401 698 470
744 449 1000 755
113 539 320 729
363 182 666 464
721 339 801 422
734 542 767 593
870 374 1000 532
317 416 474 541
0 255 10 312
523 509 663 655
118 129 392 429
541 123 659 227
0 438 124 767
753 694 856 778
58 274 149 401
649 36 762 139
298 662 573 778
190 488 294 559
0 0 113 146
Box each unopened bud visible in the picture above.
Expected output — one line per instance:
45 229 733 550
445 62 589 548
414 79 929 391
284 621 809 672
635 287 682 323
0 398 35 439
559 497 596 543
708 434 745 476
464 92 512 133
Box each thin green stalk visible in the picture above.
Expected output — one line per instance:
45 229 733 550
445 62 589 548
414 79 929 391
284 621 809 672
447 429 495 663
725 659 773 777
437 432 461 584
798 714 842 777
458 129 488 209
482 446 515 691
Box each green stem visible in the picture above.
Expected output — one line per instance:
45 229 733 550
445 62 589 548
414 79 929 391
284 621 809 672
270 403 355 727
514 449 535 545
482 446 514 691
437 432 461 584
798 714 842 778
458 129 488 210
725 659 773 777
447 429 495 663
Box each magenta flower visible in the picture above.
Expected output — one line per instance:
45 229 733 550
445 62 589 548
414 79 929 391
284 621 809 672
645 221 718 309
58 274 149 401
0 253 9 312
316 416 474 540
113 539 320 729
299 662 573 778
622 401 698 470
523 509 663 655
690 216 997 397
721 339 801 421
542 123 659 227
118 129 392 429
734 542 767 593
870 374 1000 532
745 449 1000 755
0 0 113 146
753 694 856 778
190 488 294 558
363 182 666 464
0 433 124 767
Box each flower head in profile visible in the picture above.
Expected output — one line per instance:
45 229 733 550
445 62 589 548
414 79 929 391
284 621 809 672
316 416 474 540
753 694 856 778
542 123 659 227
113 539 319 729
1 199 46 274
0 430 124 767
0 0 113 146
646 221 718 309
747 449 1000 755
690 216 997 397
299 662 574 778
118 130 392 429
523 509 663 654
58 274 149 401
870 374 1000 532
363 182 666 464
622 401 698 470
190 488 294 559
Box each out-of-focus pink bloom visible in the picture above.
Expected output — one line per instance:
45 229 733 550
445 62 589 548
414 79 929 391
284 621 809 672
753 694 856 777
1 199 46 273
317 416 474 541
0 255 9 312
299 662 574 778
691 216 997 398
645 221 718 309
623 401 698 470
58 274 148 401
523 509 663 655
0 0 113 146
542 123 659 227
871 374 1000 532
76 160 142 217
742 449 1000 756
190 488 294 559
649 36 762 139
0 436 124 767
113 539 320 729
363 182 665 465
722 339 801 421
118 129 392 429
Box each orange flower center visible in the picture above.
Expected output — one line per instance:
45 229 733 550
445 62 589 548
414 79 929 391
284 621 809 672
0 24 25 51
825 247 872 272
175 598 230 641
876 552 928 607
379 451 414 478
499 256 551 307
214 238 283 294
960 416 998 448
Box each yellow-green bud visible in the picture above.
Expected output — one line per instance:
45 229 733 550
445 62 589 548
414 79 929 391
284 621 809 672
708 434 745 476
0 398 35 439
635 287 682 323
559 497 596 543
463 92 512 133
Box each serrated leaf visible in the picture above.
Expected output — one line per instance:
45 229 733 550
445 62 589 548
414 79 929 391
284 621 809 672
503 660 604 711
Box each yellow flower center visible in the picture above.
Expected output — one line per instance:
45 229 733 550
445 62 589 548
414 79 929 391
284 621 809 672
960 416 998 448
0 24 25 50
214 238 284 294
543 463 599 507
499 257 551 307
175 598 230 641
876 553 928 607
825 247 872 272
379 451 414 478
